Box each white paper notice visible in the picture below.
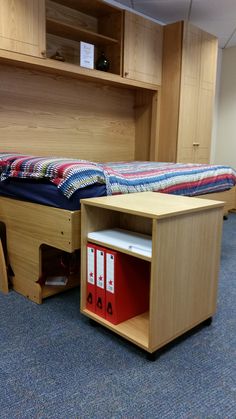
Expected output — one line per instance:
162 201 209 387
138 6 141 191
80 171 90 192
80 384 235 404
80 41 94 69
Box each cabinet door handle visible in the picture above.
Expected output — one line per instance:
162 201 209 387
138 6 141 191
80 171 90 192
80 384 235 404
193 142 200 146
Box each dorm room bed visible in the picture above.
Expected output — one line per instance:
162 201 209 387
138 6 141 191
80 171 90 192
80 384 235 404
0 153 236 303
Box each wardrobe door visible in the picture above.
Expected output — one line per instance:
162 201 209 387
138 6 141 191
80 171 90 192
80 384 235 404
177 24 201 163
195 31 218 163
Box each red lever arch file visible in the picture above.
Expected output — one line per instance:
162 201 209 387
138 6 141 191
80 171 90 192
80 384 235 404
86 244 97 313
95 247 106 318
105 250 150 325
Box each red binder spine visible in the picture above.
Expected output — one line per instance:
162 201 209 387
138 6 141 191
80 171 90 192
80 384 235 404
95 247 106 318
105 251 117 324
105 249 150 325
86 244 96 313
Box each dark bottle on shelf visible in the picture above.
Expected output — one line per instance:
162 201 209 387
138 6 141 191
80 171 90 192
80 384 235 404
96 52 110 72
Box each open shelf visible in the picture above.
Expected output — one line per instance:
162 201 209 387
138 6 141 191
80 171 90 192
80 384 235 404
87 228 152 261
83 309 149 350
53 0 120 18
0 49 159 91
47 18 120 47
46 0 124 76
87 239 151 262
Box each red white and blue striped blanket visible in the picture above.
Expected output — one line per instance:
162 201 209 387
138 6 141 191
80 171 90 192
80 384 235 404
101 161 236 196
0 153 106 198
0 153 236 198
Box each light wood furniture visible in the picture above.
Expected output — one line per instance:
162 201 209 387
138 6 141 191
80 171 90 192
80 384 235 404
0 62 159 162
123 12 163 84
0 0 162 85
0 2 233 306
0 185 233 303
0 238 8 294
80 192 224 354
158 21 218 163
198 186 236 217
0 197 80 303
46 0 123 76
0 0 161 166
0 0 45 58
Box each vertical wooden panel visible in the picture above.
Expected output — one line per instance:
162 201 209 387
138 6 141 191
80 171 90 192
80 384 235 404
135 90 156 161
0 64 136 161
149 208 223 349
158 22 183 162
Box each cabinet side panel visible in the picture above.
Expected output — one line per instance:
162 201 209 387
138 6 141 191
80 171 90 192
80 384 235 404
134 90 152 160
149 208 223 350
158 22 183 162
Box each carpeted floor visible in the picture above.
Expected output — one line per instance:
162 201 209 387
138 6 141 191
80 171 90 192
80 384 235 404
0 214 235 419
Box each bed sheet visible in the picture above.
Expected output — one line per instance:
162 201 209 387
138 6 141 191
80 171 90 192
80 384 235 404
0 178 106 210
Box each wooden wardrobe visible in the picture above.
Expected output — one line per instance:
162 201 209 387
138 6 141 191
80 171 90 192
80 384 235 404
158 21 218 163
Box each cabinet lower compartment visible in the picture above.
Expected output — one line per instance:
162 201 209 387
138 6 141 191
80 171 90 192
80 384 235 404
83 308 149 350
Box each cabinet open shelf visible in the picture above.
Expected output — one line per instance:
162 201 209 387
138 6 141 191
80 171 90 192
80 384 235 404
83 309 149 350
46 0 124 76
46 18 120 46
53 0 119 18
87 228 152 261
87 239 151 262
0 49 159 91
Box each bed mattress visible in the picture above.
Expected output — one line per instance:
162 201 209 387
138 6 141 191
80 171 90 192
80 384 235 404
0 154 236 209
0 178 106 210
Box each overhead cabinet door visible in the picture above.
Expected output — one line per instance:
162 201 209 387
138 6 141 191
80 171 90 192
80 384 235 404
0 0 45 58
123 11 163 85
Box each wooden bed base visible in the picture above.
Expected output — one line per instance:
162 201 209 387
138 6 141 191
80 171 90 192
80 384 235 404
198 186 236 216
0 197 81 304
0 186 235 304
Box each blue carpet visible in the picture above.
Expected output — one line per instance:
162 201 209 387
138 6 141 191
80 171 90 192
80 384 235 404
0 214 236 418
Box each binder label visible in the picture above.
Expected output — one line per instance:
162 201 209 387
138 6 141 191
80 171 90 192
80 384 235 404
96 250 105 289
106 253 115 294
87 247 95 285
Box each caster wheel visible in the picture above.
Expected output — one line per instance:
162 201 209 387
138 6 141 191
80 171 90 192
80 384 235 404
204 317 213 326
89 319 98 327
146 350 161 361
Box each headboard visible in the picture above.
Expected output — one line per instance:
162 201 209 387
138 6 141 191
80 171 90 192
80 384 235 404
0 63 137 162
0 60 159 162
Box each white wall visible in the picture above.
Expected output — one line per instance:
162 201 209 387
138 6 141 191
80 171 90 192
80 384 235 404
213 46 236 169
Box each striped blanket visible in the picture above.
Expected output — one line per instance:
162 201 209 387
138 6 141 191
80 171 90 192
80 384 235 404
0 153 106 198
101 161 236 196
0 153 236 198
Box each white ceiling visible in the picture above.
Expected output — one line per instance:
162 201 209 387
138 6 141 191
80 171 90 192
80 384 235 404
107 0 236 48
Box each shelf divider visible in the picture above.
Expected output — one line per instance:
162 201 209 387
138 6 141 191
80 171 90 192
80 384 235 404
46 18 120 46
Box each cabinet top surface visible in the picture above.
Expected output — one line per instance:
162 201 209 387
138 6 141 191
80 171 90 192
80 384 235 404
81 192 224 219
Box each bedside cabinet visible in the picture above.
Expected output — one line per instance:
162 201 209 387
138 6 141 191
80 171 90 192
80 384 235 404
80 192 224 355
